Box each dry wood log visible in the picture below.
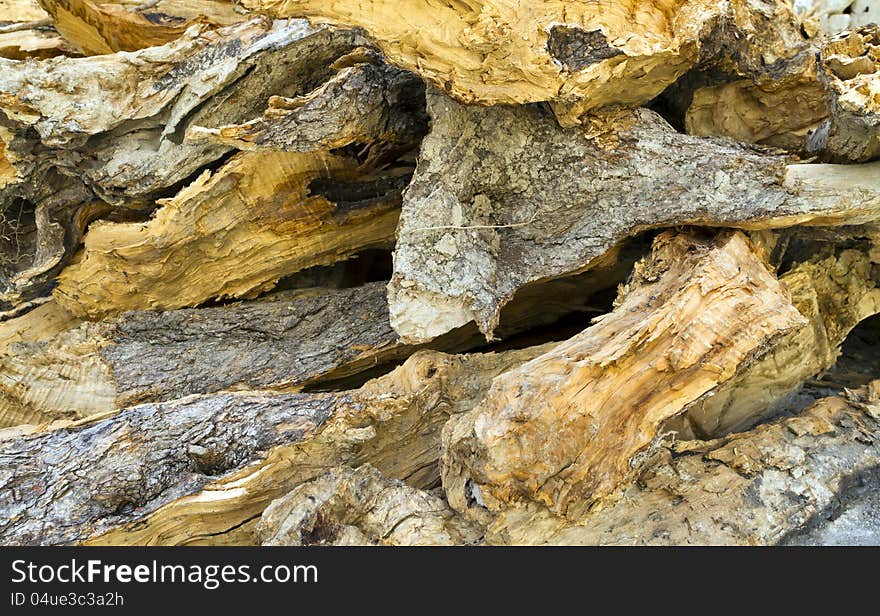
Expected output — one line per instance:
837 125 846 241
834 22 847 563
256 464 482 546
1 283 403 428
0 17 378 307
52 150 407 318
1 248 633 429
686 25 880 161
0 26 76 59
484 382 880 545
678 242 880 437
34 0 215 55
244 0 808 125
389 89 880 342
0 346 548 545
186 53 428 153
441 230 806 521
0 0 47 21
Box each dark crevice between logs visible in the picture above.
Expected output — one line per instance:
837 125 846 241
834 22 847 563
304 232 654 392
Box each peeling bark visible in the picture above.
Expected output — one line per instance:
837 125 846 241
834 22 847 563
389 90 880 342
441 231 806 521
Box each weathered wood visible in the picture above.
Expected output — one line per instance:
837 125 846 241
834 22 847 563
257 464 482 546
0 0 48 22
441 231 806 521
0 17 373 306
485 383 880 545
1 283 399 427
389 89 880 342
245 0 808 125
808 27 880 163
678 243 880 437
686 25 880 161
2 250 632 429
187 51 427 153
0 346 548 545
0 27 76 59
35 0 215 54
54 150 407 318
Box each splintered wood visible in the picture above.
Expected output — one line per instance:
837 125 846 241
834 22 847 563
1 0 880 546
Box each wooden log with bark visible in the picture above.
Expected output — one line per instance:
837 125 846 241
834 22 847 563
2 0 880 548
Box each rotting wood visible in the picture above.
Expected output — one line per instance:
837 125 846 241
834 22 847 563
676 243 880 438
53 150 408 318
685 25 880 161
0 17 375 306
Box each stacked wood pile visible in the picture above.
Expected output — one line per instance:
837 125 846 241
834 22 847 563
1 0 879 546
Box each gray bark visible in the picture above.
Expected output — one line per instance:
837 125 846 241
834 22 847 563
389 89 880 341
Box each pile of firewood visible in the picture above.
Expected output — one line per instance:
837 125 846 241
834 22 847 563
0 0 879 546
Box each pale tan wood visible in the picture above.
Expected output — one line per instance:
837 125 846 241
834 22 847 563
441 230 807 521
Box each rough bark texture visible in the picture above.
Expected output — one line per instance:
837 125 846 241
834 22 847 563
441 231 806 521
2 0 880 549
389 89 880 342
0 346 547 545
257 464 483 546
187 53 428 153
485 383 880 545
0 284 401 427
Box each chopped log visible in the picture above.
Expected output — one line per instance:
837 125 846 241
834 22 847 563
389 89 880 342
34 0 214 54
53 150 407 318
441 230 806 521
485 383 880 545
0 17 373 306
0 346 547 545
3 252 630 428
186 52 427 153
0 27 76 59
257 464 482 546
686 25 880 161
1 283 401 428
245 0 807 125
807 27 880 163
678 244 880 438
